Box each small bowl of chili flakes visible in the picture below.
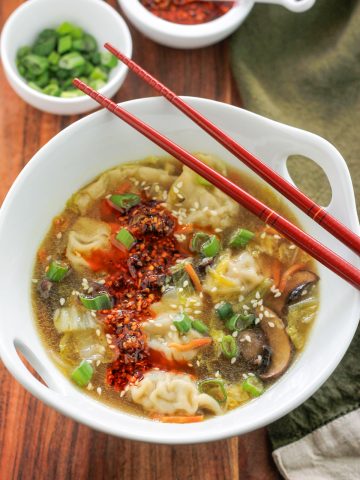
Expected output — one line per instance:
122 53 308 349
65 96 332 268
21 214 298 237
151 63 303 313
118 0 316 49
117 0 250 49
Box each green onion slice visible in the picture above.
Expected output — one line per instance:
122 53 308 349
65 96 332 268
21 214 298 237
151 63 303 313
71 360 93 387
191 232 210 253
221 335 238 359
173 313 192 333
46 260 70 282
229 228 255 248
115 228 135 250
225 313 256 332
80 292 112 310
198 379 227 404
191 319 209 334
216 302 234 321
201 235 220 258
110 193 140 211
195 175 212 187
242 376 264 397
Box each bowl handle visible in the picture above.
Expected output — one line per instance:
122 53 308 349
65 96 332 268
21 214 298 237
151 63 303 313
254 0 316 13
277 130 358 228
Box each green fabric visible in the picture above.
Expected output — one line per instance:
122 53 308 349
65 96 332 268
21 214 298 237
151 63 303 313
230 0 360 451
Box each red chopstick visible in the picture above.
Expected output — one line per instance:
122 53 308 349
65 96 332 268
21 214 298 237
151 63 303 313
73 78 360 290
104 42 360 256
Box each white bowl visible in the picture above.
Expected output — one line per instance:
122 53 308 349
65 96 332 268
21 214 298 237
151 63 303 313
0 0 132 115
118 0 316 49
0 97 358 444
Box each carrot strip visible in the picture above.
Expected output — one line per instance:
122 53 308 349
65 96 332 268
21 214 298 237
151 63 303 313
272 258 282 288
176 224 194 235
185 263 203 292
152 414 204 424
115 180 133 194
279 263 305 292
263 226 282 236
169 337 212 352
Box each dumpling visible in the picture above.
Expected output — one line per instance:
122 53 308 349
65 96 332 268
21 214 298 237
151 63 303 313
142 312 205 363
129 370 222 416
66 217 111 271
204 250 264 299
70 158 179 215
54 304 98 333
167 154 239 229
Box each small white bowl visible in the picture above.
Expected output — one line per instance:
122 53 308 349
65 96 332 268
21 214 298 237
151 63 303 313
0 96 358 444
118 0 316 49
0 0 132 115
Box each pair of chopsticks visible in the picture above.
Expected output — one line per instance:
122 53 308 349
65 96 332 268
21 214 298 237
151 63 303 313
73 44 360 290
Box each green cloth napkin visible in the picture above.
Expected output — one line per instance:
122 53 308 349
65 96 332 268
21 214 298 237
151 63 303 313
230 0 360 463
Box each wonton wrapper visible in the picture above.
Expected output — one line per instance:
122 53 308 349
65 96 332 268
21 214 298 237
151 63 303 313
66 217 111 271
167 153 239 229
129 371 222 416
142 312 204 363
71 157 180 215
203 250 264 300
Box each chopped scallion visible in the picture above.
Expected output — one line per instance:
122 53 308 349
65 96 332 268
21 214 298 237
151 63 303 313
229 228 255 248
46 260 70 282
71 360 93 387
116 228 135 250
201 235 220 258
191 232 210 253
225 313 255 332
173 313 192 333
80 292 112 310
191 319 209 334
195 175 212 187
221 335 238 359
242 376 264 397
110 193 140 211
216 302 234 321
198 379 227 404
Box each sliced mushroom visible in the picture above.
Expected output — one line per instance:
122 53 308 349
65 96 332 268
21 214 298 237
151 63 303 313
238 329 266 363
258 307 292 380
265 270 319 317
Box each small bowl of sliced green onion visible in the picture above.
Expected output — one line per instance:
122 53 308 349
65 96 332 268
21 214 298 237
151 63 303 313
1 0 132 115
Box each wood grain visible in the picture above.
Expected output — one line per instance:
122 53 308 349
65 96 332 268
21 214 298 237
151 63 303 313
0 2 279 479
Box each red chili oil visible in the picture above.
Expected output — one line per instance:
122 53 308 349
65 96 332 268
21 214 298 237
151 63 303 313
140 0 234 25
87 198 188 391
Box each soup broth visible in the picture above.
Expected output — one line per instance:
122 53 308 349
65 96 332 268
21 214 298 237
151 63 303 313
33 154 319 422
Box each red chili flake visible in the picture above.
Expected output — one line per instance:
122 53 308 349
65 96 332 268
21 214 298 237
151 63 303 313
140 0 234 25
88 199 188 391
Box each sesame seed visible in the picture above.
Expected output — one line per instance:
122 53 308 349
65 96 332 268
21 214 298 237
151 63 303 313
96 387 102 395
301 289 308 296
194 201 200 209
96 360 101 367
183 280 189 288
244 335 251 343
255 318 260 325
86 382 94 391
242 305 249 311
248 372 255 377
32 279 38 284
274 292 282 298
274 234 281 239
59 298 65 306
154 185 160 192
56 232 62 239
289 244 296 250
232 331 238 338
255 291 261 299
211 286 218 292
120 390 126 397
268 322 275 328
196 360 201 367
170 304 178 309
231 357 237 364
215 228 223 233
97 279 106 285
215 370 220 378
259 313 264 320
242 373 248 379
260 232 266 239
177 181 183 188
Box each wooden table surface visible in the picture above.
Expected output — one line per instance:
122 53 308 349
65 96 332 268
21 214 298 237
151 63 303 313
0 2 280 479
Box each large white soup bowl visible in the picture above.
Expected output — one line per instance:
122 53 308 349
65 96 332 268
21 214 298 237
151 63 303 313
0 97 359 444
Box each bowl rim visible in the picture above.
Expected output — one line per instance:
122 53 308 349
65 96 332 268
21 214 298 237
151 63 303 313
0 96 359 444
118 0 253 39
0 0 132 104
